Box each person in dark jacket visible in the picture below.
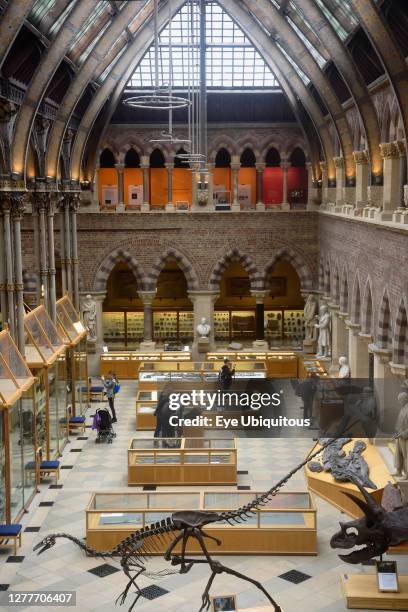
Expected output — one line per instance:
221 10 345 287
101 372 117 422
298 373 318 422
218 358 235 390
154 391 170 439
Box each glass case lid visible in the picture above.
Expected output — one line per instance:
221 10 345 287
24 305 65 367
56 295 86 345
0 330 35 407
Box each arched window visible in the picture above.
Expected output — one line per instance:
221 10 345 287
240 148 256 167
150 148 165 168
215 148 231 168
265 148 280 167
99 148 115 168
125 148 140 168
290 147 306 167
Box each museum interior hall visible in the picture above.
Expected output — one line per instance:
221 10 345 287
1 1 408 611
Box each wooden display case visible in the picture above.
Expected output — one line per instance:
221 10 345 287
136 390 158 430
100 350 192 379
206 351 298 378
305 438 395 518
86 490 317 554
341 573 408 610
128 438 237 485
299 356 328 378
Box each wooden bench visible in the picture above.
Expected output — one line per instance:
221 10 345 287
0 524 22 556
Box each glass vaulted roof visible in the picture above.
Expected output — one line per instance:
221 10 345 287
128 1 280 90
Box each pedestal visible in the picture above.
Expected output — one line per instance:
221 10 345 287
197 337 211 353
252 339 268 350
139 341 157 351
303 339 316 354
341 573 408 610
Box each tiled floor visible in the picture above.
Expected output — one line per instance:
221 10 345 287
0 380 405 612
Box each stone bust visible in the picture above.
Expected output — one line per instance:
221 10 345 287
338 356 350 379
197 316 210 338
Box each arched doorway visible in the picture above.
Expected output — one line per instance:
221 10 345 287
263 147 282 207
239 148 256 209
214 261 255 343
152 259 194 345
98 148 118 208
214 148 231 207
102 261 143 348
264 260 305 345
124 148 142 209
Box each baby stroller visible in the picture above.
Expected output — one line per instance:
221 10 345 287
94 406 116 444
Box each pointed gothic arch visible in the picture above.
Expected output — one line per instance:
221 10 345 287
350 273 362 325
146 248 199 292
262 247 313 291
393 298 408 364
339 269 349 313
209 249 261 291
331 264 340 304
361 280 374 336
93 248 147 292
377 290 392 349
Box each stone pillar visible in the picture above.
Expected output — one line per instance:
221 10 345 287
93 164 100 206
139 290 156 350
191 163 199 210
280 160 290 210
189 290 218 357
70 194 80 311
47 195 57 323
64 195 72 297
87 292 106 352
230 155 240 212
319 160 328 204
32 203 41 304
329 306 348 374
333 157 345 208
11 193 26 354
251 290 269 349
369 343 393 429
165 162 174 212
2 201 15 337
392 141 408 223
207 163 215 211
115 163 125 211
379 141 401 220
0 212 7 324
353 150 369 211
305 162 314 210
37 195 49 310
58 199 67 295
255 162 265 211
140 156 150 212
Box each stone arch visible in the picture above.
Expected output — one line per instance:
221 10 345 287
376 289 392 350
262 247 313 292
146 248 199 292
331 263 340 304
318 258 325 292
350 273 362 325
339 268 349 314
208 135 238 161
361 280 374 336
393 298 408 364
93 248 147 292
209 249 262 291
324 259 331 295
99 147 116 167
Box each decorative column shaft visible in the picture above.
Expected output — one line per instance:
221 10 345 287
32 205 41 304
59 199 67 294
0 212 7 323
281 160 290 210
115 163 124 209
319 160 328 203
207 163 215 210
11 194 26 354
64 196 72 296
47 196 57 323
380 142 400 218
251 290 269 349
2 202 15 336
230 155 241 211
94 164 100 206
305 162 314 210
165 163 174 211
353 150 369 209
37 196 49 310
255 162 265 211
191 163 200 210
333 156 345 207
70 194 80 310
139 291 156 349
141 156 150 212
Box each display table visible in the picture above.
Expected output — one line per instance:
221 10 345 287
299 356 328 378
86 490 316 554
206 351 299 378
100 351 192 379
305 439 394 518
128 437 237 485
341 573 408 610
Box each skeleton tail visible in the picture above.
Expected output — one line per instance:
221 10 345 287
218 437 335 524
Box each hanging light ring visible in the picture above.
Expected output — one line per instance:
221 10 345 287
125 94 191 110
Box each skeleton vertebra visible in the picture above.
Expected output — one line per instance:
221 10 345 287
330 478 408 564
34 439 335 612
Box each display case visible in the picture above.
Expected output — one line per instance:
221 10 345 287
86 490 316 554
214 311 230 341
265 309 304 343
0 330 36 523
128 438 237 485
135 390 158 430
138 361 203 389
100 350 192 379
205 351 299 378
202 361 266 381
299 356 328 378
102 311 144 348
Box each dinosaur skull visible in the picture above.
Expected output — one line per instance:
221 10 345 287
330 517 388 563
33 535 57 555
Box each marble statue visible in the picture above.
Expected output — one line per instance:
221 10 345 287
82 294 97 342
315 304 331 358
393 391 408 479
197 316 210 338
304 294 317 341
338 356 350 379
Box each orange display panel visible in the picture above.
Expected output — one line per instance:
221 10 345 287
238 167 256 205
124 168 143 206
98 168 118 205
173 168 192 205
214 168 231 194
150 168 167 206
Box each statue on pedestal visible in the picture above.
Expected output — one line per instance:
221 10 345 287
315 304 331 358
304 294 317 341
81 294 97 342
197 316 210 339
393 391 408 479
338 356 350 379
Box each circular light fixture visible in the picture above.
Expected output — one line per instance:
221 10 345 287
125 93 191 110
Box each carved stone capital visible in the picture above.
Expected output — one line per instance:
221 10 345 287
0 191 27 217
333 156 344 169
0 100 18 123
115 163 125 173
255 162 266 173
394 140 406 158
280 161 290 171
353 150 368 165
139 290 156 306
380 142 400 159
69 193 80 212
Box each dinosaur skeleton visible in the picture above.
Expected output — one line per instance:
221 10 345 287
331 477 408 564
34 438 335 612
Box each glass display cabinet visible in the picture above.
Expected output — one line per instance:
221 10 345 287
56 295 89 418
205 351 298 378
100 350 192 379
265 309 304 343
202 361 267 381
138 361 203 389
299 357 328 378
135 390 158 430
128 438 237 485
24 305 68 458
0 329 36 523
86 490 316 554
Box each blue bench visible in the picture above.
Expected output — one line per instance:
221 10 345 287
25 460 60 483
0 524 22 556
60 415 86 434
